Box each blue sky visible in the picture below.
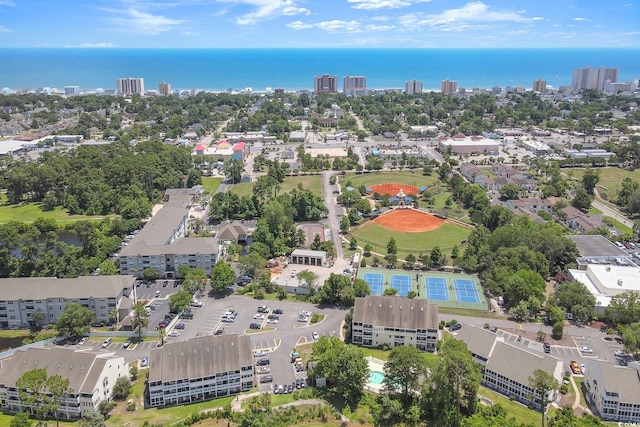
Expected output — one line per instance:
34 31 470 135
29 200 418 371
0 0 638 48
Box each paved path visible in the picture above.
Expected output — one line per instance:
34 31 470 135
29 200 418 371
592 199 634 228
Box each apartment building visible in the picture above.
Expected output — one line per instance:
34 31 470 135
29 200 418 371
571 66 619 91
532 78 547 93
584 360 640 423
118 194 221 279
116 77 145 95
0 347 128 419
0 275 136 329
343 75 367 97
158 81 172 96
441 79 457 94
148 334 254 408
314 75 338 94
352 295 439 352
455 326 563 410
405 80 423 95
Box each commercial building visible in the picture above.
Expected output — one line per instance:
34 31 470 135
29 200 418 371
343 75 367 97
118 192 221 279
569 262 640 314
437 133 499 155
64 86 80 95
532 78 547 93
352 295 439 352
314 75 338 94
0 276 136 329
455 326 563 410
571 66 619 91
441 79 457 94
116 77 145 95
405 80 423 95
158 81 172 96
148 334 254 407
0 347 128 419
289 249 327 266
584 360 640 423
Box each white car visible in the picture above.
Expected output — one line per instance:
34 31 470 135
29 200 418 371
267 318 278 324
614 350 628 358
579 346 594 354
253 314 265 320
78 337 88 346
168 330 180 337
190 300 203 307
312 331 319 340
299 310 311 317
253 350 266 357
257 366 270 374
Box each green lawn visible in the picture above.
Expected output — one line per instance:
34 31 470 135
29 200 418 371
351 221 471 258
477 386 542 425
0 202 115 224
568 167 640 203
201 177 222 195
340 170 439 189
229 175 324 198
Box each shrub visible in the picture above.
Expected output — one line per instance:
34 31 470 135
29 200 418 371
310 314 320 324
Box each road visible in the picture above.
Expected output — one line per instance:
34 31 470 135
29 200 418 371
321 170 347 260
592 198 634 229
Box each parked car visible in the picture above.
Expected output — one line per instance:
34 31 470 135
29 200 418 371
123 339 132 348
614 350 628 358
257 366 270 374
101 337 112 348
257 305 270 313
190 300 204 307
157 322 167 329
249 323 262 330
299 310 311 317
312 331 319 340
78 337 88 346
141 356 148 367
449 323 462 331
273 309 283 315
297 315 309 322
256 357 270 366
168 330 180 337
267 318 278 324
490 325 498 333
253 350 266 357
222 317 235 323
181 312 194 319
543 342 551 353
253 313 265 320
175 323 185 330
579 346 594 354
570 361 582 375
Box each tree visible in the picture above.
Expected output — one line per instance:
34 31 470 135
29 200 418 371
56 303 93 338
383 287 398 296
352 278 371 298
383 345 429 405
297 270 319 294
582 168 599 195
129 365 139 380
182 267 207 294
9 413 31 427
622 322 640 355
131 302 149 340
210 261 236 293
97 400 115 418
311 336 368 406
363 244 372 256
571 186 593 213
550 281 595 324
15 369 71 427
169 289 192 313
98 259 117 275
142 267 159 282
387 237 397 255
78 412 106 427
239 251 266 278
223 158 244 184
29 311 45 331
423 338 481 427
340 215 350 234
509 301 529 323
604 290 640 325
111 376 131 400
46 375 72 427
430 245 443 267
552 321 564 339
499 183 523 200
528 369 559 427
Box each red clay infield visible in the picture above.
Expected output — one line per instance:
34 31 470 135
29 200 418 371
369 183 421 197
372 209 445 233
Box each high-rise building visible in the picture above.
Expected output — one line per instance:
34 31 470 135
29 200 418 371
405 80 423 95
158 81 172 96
532 78 547 93
314 75 338 94
64 86 80 95
571 66 619 91
117 77 145 95
343 75 367 97
441 79 457 94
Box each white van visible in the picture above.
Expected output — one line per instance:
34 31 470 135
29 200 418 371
615 241 625 248
101 337 112 348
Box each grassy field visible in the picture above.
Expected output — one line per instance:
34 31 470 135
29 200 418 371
568 167 640 203
339 170 438 189
229 174 324 198
350 221 471 258
201 177 222 195
477 386 543 425
0 201 116 224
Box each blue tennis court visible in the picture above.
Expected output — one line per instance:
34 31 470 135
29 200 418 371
391 275 411 297
363 273 384 296
425 277 449 301
454 279 480 303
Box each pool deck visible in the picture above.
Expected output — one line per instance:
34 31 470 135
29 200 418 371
365 356 386 394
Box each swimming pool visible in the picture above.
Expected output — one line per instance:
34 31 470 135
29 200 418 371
368 370 385 385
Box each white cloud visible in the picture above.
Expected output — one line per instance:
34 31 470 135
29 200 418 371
0 1 14 6
573 17 589 22
364 24 395 31
287 19 367 33
216 0 310 25
112 8 186 34
370 15 390 21
0 24 11 32
286 20 313 30
531 16 546 21
80 42 115 48
347 0 430 10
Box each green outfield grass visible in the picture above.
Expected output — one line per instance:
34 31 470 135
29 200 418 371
351 220 471 258
201 177 222 194
339 170 438 189
0 201 116 224
568 167 640 202
229 174 324 198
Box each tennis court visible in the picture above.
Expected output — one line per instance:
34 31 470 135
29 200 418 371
391 274 412 297
454 279 480 303
425 277 449 301
363 273 384 296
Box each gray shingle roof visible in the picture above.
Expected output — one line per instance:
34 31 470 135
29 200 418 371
353 295 438 330
0 347 122 394
454 325 499 359
0 275 135 300
148 334 252 383
485 341 562 386
592 361 640 404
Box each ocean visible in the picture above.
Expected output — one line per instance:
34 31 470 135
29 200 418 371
0 48 638 93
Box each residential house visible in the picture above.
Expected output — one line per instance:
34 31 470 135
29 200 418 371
561 206 604 231
352 295 439 352
491 163 520 178
584 360 640 423
215 221 252 244
0 347 128 419
0 275 136 329
460 163 488 184
148 334 254 408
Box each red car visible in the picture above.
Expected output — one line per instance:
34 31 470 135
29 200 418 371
157 322 167 329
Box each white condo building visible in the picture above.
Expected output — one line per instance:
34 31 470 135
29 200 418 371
571 66 619 91
116 77 145 95
405 80 423 95
343 75 367 97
